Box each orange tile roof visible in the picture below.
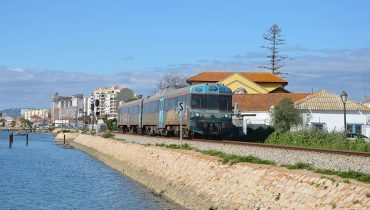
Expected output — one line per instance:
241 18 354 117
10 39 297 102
233 93 310 112
239 72 288 83
60 117 73 120
186 72 288 83
187 72 234 82
295 90 370 111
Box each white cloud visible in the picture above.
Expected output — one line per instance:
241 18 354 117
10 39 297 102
0 48 369 110
11 67 25 72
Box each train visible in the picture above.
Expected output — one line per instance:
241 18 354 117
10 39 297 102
117 83 234 138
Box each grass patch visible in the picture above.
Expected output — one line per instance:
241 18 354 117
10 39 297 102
321 176 336 183
155 143 193 150
266 129 370 152
101 132 115 138
352 200 360 205
281 162 314 170
314 169 370 183
201 150 276 165
280 163 370 183
57 129 70 134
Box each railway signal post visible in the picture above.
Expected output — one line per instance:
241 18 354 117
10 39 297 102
178 101 185 145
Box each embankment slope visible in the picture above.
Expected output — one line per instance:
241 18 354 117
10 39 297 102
58 133 370 209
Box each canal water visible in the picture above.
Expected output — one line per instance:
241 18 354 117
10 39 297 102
0 131 181 209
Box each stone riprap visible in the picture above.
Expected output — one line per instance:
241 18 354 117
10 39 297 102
114 134 370 174
59 133 370 209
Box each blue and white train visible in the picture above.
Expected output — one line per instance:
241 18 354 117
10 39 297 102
117 83 234 138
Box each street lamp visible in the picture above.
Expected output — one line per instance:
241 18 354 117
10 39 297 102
340 91 348 133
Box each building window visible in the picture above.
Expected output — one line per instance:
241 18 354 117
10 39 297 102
346 124 362 134
311 122 326 130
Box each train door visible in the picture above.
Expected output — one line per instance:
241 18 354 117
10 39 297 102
139 99 143 129
158 97 164 129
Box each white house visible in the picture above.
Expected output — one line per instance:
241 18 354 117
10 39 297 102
4 116 15 127
233 93 310 134
233 90 370 137
295 90 370 137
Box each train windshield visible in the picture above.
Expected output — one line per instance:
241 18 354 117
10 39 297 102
191 94 232 111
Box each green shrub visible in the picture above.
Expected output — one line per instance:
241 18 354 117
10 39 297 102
165 143 193 150
270 97 303 131
201 150 276 165
57 129 70 134
266 129 370 152
314 169 370 183
155 143 193 150
101 132 115 138
282 162 313 170
236 126 275 142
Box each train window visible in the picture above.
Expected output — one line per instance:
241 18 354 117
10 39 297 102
219 95 232 111
165 98 176 111
120 107 129 113
178 95 186 104
191 94 205 109
128 105 139 115
191 94 231 110
206 95 219 109
144 101 159 113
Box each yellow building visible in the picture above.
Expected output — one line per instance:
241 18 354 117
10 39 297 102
186 72 289 94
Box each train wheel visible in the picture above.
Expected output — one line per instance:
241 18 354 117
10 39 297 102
189 131 194 140
160 129 168 136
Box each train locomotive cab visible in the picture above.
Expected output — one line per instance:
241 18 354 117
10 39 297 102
189 83 233 138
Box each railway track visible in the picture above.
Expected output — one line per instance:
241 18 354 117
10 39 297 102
112 132 370 158
192 139 370 157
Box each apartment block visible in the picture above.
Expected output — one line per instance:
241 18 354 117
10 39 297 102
51 93 84 122
24 109 50 121
91 86 136 119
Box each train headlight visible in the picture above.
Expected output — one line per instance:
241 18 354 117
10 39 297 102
195 113 200 117
224 114 229 118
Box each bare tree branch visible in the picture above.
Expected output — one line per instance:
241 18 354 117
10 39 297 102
259 24 289 75
155 72 189 93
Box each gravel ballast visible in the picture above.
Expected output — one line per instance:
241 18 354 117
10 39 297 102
114 133 370 174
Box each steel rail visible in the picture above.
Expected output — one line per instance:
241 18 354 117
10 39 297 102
112 132 370 157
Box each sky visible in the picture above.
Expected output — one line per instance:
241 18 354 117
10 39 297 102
0 0 370 110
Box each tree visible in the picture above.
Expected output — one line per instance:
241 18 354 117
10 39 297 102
78 116 91 124
103 118 117 131
10 120 16 127
0 119 5 127
19 118 32 128
259 24 288 75
270 97 302 131
156 72 188 92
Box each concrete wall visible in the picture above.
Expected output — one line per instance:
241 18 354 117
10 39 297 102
61 133 370 210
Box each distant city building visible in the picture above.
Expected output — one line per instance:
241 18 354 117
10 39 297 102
51 93 84 123
83 97 92 116
24 109 50 122
21 109 30 118
91 86 136 119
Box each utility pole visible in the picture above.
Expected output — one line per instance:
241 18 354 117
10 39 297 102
340 91 348 133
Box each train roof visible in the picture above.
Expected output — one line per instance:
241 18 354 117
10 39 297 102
190 83 232 95
119 83 232 108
